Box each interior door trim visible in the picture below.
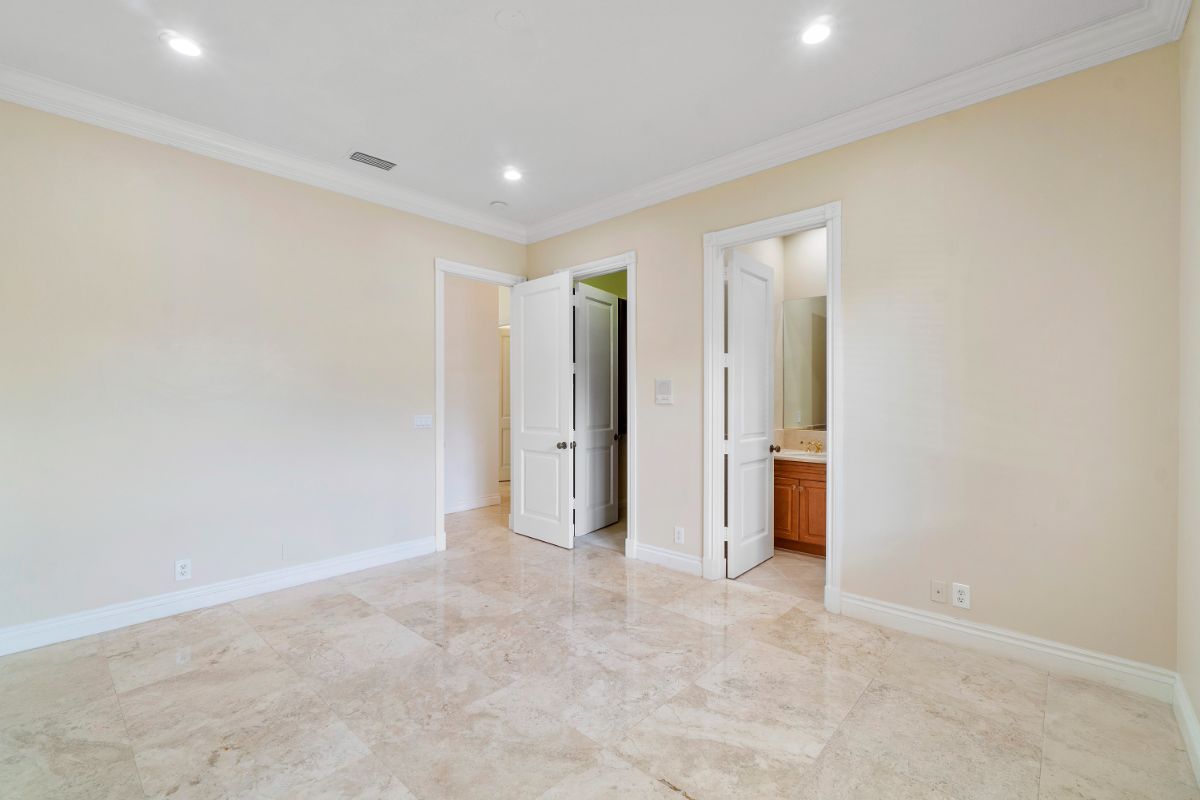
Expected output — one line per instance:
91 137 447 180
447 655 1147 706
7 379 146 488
701 204 844 615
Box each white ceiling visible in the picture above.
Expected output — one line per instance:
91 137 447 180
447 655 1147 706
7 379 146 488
0 0 1190 242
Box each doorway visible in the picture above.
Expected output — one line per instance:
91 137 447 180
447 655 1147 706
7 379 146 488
434 252 638 559
434 259 524 553
701 204 843 613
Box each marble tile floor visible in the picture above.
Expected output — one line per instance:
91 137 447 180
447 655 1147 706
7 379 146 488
575 516 627 553
2 503 1196 799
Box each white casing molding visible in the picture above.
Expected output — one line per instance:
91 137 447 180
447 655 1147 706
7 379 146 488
0 66 527 244
0 0 1188 245
631 542 703 577
0 536 436 658
525 0 1192 242
444 494 501 514
558 251 639 561
433 258 526 553
841 592 1178 703
702 203 843 616
1177 676 1200 786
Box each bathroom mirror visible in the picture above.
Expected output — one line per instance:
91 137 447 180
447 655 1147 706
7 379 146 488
782 297 827 430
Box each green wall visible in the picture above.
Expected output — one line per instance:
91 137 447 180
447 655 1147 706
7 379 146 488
580 270 627 299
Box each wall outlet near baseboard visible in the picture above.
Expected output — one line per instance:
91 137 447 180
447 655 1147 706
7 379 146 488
674 526 685 544
931 580 947 603
952 582 971 609
175 559 192 582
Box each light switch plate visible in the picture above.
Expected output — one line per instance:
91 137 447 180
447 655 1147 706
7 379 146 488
654 378 673 405
413 414 433 429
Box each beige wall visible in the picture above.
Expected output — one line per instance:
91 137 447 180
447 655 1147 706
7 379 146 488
528 47 1181 667
444 276 502 510
0 99 525 628
783 228 828 300
1179 13 1200 707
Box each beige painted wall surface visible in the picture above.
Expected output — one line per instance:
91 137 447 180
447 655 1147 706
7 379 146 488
1179 12 1200 708
0 100 525 628
528 47 1181 667
444 276 501 511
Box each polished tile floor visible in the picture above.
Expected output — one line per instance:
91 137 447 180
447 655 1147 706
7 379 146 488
2 501 1197 799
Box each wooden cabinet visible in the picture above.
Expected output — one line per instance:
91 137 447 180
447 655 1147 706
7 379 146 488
773 459 826 557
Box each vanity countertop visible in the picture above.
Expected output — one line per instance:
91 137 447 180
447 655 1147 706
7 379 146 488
774 449 827 464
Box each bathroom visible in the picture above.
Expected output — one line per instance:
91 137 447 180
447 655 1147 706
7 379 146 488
734 227 828 594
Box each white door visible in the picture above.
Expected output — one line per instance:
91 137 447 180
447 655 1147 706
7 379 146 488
499 328 511 481
510 271 574 548
575 282 619 535
727 251 775 578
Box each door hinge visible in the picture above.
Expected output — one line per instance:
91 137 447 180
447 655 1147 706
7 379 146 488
721 353 729 368
722 440 729 455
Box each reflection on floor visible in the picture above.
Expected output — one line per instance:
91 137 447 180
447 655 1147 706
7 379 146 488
736 549 826 604
575 516 626 553
2 502 1196 799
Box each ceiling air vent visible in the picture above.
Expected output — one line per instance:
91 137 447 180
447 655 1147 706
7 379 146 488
348 151 396 171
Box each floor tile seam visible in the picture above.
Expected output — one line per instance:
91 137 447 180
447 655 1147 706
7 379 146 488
1035 667 1051 793
223 599 408 795
102 649 152 799
869 677 1048 751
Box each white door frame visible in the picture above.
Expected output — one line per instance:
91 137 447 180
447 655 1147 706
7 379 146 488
555 251 638 559
434 258 525 552
702 203 844 613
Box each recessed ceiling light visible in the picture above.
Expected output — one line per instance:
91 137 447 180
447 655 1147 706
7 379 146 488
490 200 509 209
503 166 522 182
801 20 832 45
161 30 203 57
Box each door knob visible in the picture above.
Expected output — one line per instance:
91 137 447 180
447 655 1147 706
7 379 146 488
557 441 571 449
769 445 781 453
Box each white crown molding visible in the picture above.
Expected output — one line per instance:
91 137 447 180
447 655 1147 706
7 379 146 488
0 0 1190 246
0 66 528 244
841 593 1179 703
525 0 1192 242
0 535 436 657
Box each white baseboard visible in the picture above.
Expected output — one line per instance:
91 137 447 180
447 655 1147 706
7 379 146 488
0 536 436 658
841 592 1177 703
633 542 703 577
1176 675 1200 785
445 494 501 514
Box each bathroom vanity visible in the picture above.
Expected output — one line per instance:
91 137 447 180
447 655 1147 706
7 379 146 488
773 452 826 557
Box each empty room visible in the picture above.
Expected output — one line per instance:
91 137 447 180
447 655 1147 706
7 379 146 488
2 1 1200 798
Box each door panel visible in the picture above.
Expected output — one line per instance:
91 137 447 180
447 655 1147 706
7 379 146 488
773 475 802 544
499 329 511 481
575 282 619 535
727 251 776 578
511 272 573 548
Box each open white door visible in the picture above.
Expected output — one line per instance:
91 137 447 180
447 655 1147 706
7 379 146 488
727 251 775 578
511 271 574 548
575 282 619 535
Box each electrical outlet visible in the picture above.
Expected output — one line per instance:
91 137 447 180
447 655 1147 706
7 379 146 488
930 580 947 603
175 559 192 582
952 582 971 609
674 526 685 544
